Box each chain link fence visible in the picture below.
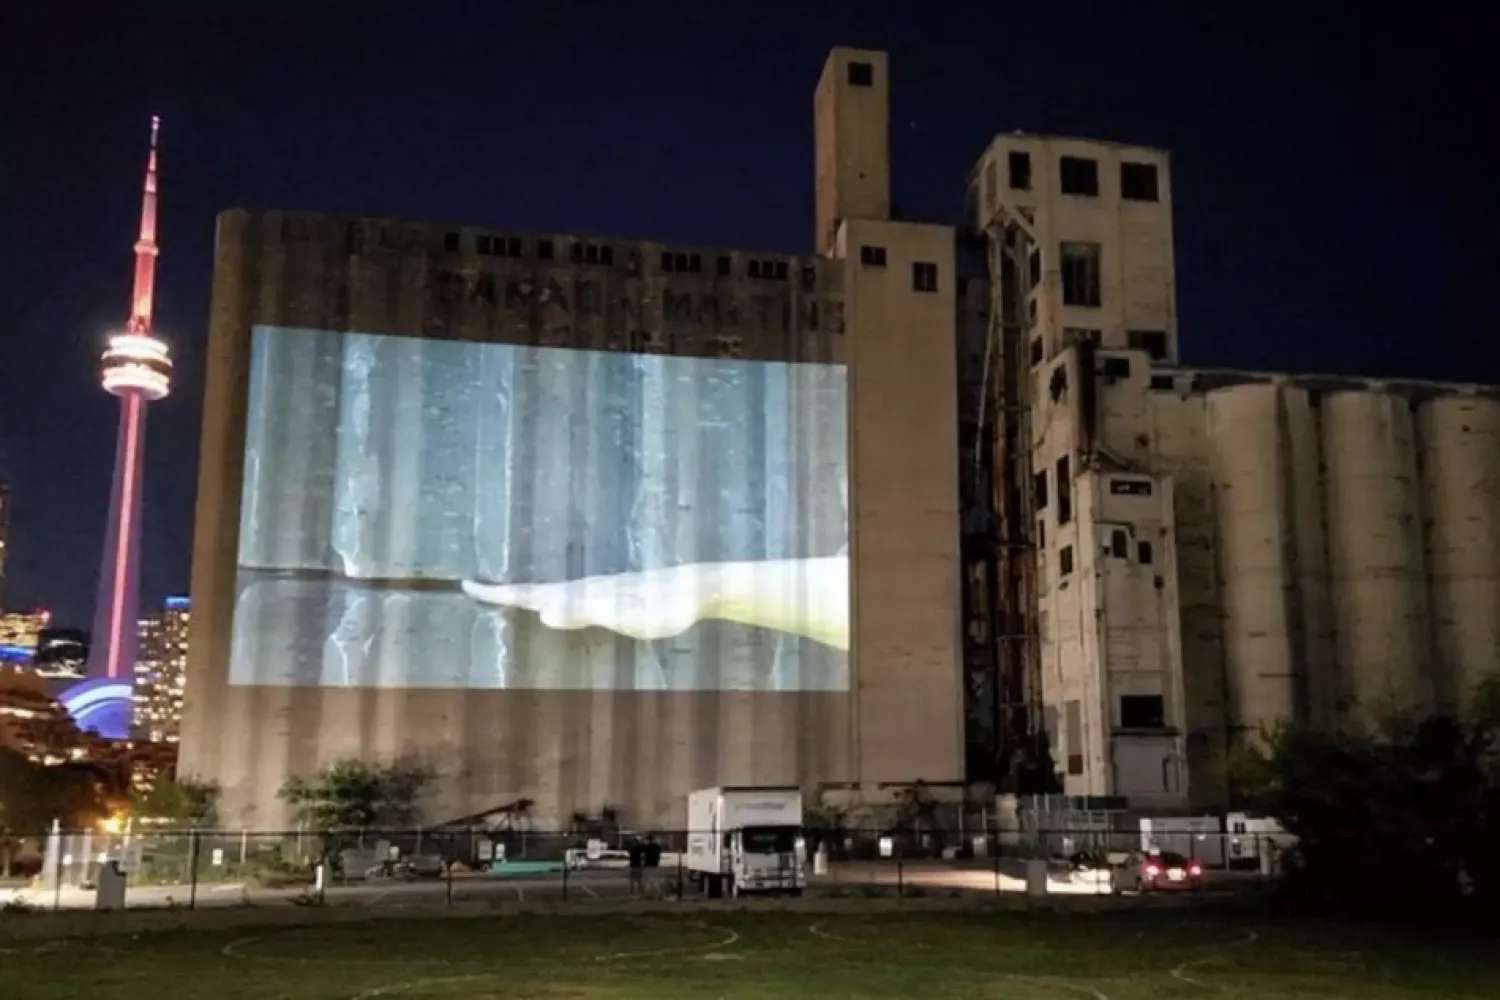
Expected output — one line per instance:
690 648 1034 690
0 820 1290 912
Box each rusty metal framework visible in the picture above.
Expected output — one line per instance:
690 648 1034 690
976 207 1047 791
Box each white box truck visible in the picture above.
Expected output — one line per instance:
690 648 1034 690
686 786 805 898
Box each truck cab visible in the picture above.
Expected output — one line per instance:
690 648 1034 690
687 786 805 898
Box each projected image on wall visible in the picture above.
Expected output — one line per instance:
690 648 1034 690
229 326 849 692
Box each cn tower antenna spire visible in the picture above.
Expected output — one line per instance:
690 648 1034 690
129 115 162 335
75 115 176 737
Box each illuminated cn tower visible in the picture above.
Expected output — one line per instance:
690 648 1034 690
77 116 173 737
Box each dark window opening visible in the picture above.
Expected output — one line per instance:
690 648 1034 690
1056 456 1073 525
1030 337 1044 367
1008 150 1032 190
1138 541 1154 565
507 237 523 257
716 255 731 276
860 245 887 267
1060 242 1102 308
688 253 702 273
1120 694 1166 730
476 235 494 255
660 251 674 272
570 242 585 264
444 232 460 253
913 261 938 293
1102 356 1131 379
584 244 600 264
1059 545 1075 576
538 239 554 261
1128 329 1169 360
1036 519 1046 547
773 260 788 280
1059 156 1100 196
801 265 817 290
1150 375 1175 391
847 61 874 87
1110 529 1129 560
1033 470 1049 509
1064 699 1083 775
344 223 364 255
748 260 762 279
1110 479 1153 496
600 245 614 266
1028 249 1041 289
1121 162 1160 202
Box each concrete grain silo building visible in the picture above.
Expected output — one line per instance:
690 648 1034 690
181 45 1500 825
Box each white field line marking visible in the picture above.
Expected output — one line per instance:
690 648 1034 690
222 932 451 966
515 884 525 902
346 923 742 998
810 919 1110 1000
1169 928 1260 991
580 882 599 899
591 922 739 962
1005 974 1109 999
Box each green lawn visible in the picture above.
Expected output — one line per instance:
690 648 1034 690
9 909 1497 999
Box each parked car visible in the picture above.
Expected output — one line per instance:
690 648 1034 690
1118 850 1205 893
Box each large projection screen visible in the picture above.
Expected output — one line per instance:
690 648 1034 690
229 326 849 692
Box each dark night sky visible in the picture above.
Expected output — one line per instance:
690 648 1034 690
0 1 1493 628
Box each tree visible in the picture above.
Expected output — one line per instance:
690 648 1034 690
134 776 221 826
278 756 435 833
1238 676 1500 918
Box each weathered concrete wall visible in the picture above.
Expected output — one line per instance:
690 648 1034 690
181 210 962 829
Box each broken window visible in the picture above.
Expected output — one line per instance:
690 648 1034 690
1121 162 1160 202
860 245 887 267
717 255 731 276
444 232 460 253
1036 519 1046 547
537 239 554 260
1060 242 1102 308
1120 694 1166 730
848 61 874 87
1138 540 1155 565
1028 249 1041 289
1008 150 1032 190
912 261 938 293
1110 479 1153 497
1065 700 1084 775
1059 156 1099 197
1128 329 1169 360
1033 470 1049 509
1102 356 1131 379
1056 456 1073 525
477 235 494 256
1030 337 1044 367
1111 529 1129 559
507 237 523 257
1060 544 1074 576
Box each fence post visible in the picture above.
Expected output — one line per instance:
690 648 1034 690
561 853 569 902
239 829 248 866
187 827 201 910
896 842 904 899
994 848 1001 898
50 822 63 912
445 857 454 908
677 851 684 901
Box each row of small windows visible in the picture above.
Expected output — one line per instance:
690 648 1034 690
859 245 942 293
437 233 808 281
1029 330 1168 368
1051 533 1154 581
1006 151 1161 202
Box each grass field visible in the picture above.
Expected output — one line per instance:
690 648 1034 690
8 908 1497 999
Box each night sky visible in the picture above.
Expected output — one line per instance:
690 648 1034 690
1 2 1492 628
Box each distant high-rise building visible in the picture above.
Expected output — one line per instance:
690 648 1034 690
133 596 188 743
0 608 53 663
0 481 9 597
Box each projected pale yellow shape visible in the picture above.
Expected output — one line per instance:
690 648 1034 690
462 556 849 651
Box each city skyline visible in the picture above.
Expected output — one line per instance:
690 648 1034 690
0 5 1495 627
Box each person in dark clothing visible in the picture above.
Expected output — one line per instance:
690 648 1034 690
627 839 645 895
644 837 663 869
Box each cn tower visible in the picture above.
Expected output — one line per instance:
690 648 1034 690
71 117 173 739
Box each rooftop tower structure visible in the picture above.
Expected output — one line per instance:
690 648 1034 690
79 117 173 738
